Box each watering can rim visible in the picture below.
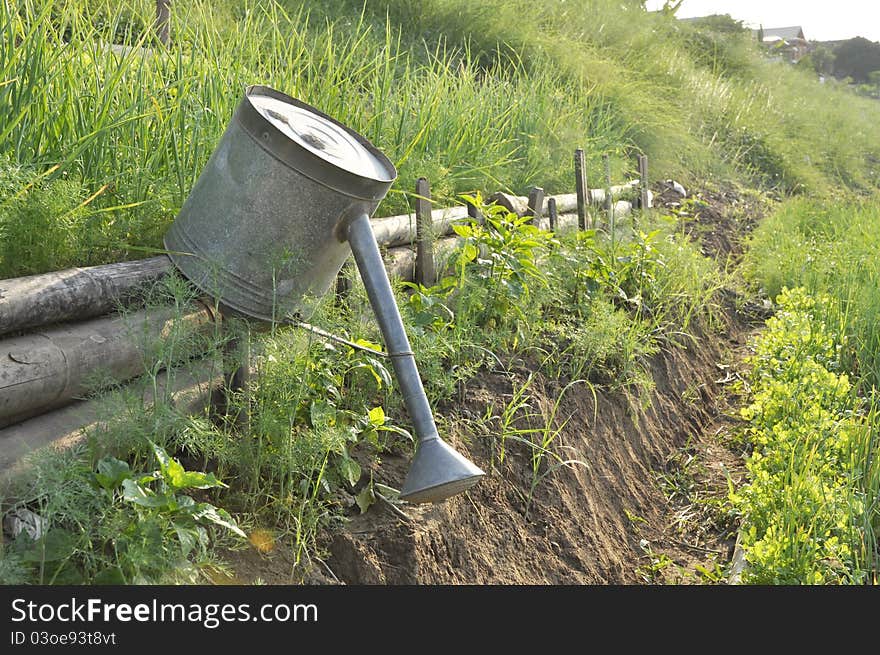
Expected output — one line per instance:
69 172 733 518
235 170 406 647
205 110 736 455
237 84 397 200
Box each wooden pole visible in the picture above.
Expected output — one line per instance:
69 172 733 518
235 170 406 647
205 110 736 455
527 187 545 226
466 198 482 224
414 177 436 287
219 321 250 431
574 148 590 230
637 153 650 233
547 197 558 231
604 153 614 251
335 261 353 307
155 0 171 46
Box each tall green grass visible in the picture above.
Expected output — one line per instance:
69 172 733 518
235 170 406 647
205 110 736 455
0 0 622 276
323 0 880 192
5 0 880 276
746 198 880 388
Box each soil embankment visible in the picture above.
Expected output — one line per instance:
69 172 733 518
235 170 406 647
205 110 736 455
228 183 768 585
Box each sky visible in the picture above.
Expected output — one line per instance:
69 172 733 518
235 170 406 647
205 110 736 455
643 1 880 42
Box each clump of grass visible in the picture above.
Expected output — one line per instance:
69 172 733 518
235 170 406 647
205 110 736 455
745 198 880 388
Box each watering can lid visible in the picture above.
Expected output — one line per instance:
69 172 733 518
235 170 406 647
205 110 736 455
238 86 396 199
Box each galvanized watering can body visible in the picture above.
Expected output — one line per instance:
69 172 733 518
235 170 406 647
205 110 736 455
164 85 395 322
164 85 484 503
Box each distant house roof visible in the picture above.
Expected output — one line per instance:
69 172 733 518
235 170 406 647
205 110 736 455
762 26 806 41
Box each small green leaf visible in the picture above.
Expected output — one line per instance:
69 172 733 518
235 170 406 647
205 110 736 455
337 454 362 487
189 504 247 538
354 338 383 353
162 456 188 489
355 485 375 514
169 469 225 490
364 357 393 388
374 483 400 501
149 440 172 474
94 457 132 490
173 522 200 555
379 424 414 443
122 478 170 508
368 406 386 426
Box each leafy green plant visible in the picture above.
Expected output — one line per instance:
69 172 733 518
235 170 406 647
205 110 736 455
453 193 556 333
734 287 878 584
4 441 244 584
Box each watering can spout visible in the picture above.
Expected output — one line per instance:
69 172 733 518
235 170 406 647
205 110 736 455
346 213 484 503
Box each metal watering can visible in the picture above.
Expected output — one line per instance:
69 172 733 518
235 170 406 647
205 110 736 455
164 85 484 503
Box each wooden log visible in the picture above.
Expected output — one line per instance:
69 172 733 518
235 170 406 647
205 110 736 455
0 304 217 428
486 191 525 215
414 177 436 287
0 256 172 337
384 237 461 283
488 181 639 218
370 205 470 248
0 357 224 486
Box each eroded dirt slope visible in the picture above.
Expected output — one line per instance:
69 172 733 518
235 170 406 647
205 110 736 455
225 182 767 585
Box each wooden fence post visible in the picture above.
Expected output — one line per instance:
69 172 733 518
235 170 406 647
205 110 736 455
547 197 558 231
603 153 614 250
155 0 171 46
335 262 352 304
638 153 650 218
574 147 590 230
219 320 250 431
466 198 482 224
527 186 544 226
415 177 436 287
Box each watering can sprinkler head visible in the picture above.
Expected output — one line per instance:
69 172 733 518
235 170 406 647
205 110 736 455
398 436 485 503
163 85 483 504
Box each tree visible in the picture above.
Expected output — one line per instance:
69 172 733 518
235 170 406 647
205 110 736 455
691 14 747 35
810 45 835 77
661 0 684 15
833 37 880 83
